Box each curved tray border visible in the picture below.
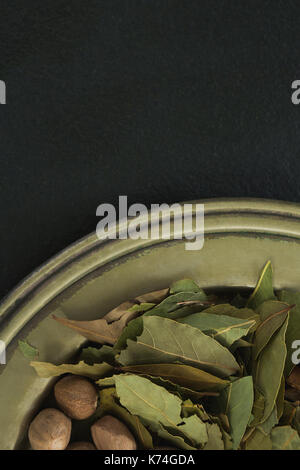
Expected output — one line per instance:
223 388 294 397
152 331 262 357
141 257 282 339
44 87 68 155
1 198 300 346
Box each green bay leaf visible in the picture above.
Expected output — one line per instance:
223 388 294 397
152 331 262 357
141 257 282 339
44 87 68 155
118 316 240 378
201 303 259 322
181 399 210 421
203 423 224 450
210 415 233 450
135 288 169 304
219 376 254 449
114 374 207 448
175 414 208 448
143 291 208 320
98 387 153 449
257 406 278 436
155 423 196 450
103 300 137 323
18 340 39 360
253 301 292 360
115 294 218 352
179 313 255 348
180 400 225 450
170 279 201 294
97 373 219 402
53 309 139 346
128 302 156 314
247 260 276 310
271 425 300 450
114 317 143 352
278 290 300 376
252 316 289 425
243 428 272 450
96 376 116 387
120 363 229 392
30 360 113 379
80 345 115 365
276 375 285 421
103 289 168 323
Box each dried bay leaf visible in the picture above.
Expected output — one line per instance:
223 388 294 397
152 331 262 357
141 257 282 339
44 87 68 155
114 374 207 448
210 415 233 450
18 340 39 360
203 423 225 450
114 292 215 352
243 428 272 450
96 376 116 387
276 375 285 421
252 316 289 425
53 298 155 347
257 406 278 436
271 425 300 450
175 300 215 308
128 302 156 314
143 291 208 320
103 295 159 324
135 376 219 401
181 399 210 422
154 423 196 450
219 376 254 449
30 360 113 379
247 260 276 310
230 338 253 352
103 300 137 323
174 414 208 448
179 313 255 349
119 363 229 392
135 288 169 304
169 279 202 294
98 387 153 449
79 345 115 365
115 374 184 428
181 399 226 449
118 316 240 378
97 373 219 402
253 301 292 360
251 391 266 425
53 309 138 345
114 317 144 352
201 303 259 323
278 290 300 376
39 264 300 450
257 300 290 322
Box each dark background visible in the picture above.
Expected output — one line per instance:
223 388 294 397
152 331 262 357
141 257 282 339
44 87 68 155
1 0 300 299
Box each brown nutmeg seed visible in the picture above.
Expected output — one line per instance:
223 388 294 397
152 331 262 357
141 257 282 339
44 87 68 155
28 408 71 450
67 441 96 450
54 375 98 420
91 415 137 450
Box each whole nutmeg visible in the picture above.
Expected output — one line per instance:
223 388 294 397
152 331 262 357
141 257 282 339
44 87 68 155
28 408 71 450
67 441 96 450
54 375 98 420
91 415 137 450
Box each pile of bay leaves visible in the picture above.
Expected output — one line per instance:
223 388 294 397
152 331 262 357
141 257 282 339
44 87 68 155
31 261 300 450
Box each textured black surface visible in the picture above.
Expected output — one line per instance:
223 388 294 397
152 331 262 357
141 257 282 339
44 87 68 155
1 0 300 299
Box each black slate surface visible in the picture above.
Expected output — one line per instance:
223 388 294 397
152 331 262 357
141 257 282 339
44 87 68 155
0 0 300 298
